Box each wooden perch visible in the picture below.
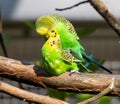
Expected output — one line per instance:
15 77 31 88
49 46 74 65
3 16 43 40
0 56 120 96
0 81 68 104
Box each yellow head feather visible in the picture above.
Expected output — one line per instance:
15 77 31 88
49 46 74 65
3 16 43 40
35 15 54 35
35 14 79 39
36 27 48 35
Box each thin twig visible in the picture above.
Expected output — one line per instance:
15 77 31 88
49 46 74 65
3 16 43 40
79 77 115 104
55 0 88 11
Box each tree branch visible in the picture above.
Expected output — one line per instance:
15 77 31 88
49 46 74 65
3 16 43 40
0 81 68 104
89 0 120 38
56 0 120 38
0 56 120 96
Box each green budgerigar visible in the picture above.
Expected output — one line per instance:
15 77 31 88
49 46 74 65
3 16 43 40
35 14 112 75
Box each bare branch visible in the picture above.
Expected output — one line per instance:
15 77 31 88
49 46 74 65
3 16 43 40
79 77 115 104
0 56 120 96
55 0 88 11
0 8 8 57
89 0 120 38
0 81 68 104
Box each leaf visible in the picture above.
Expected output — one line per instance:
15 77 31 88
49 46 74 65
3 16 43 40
3 34 11 44
76 27 97 37
48 88 77 100
99 96 111 104
24 21 35 30
76 94 92 103
48 88 67 100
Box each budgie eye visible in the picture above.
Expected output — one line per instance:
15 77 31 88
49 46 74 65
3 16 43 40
51 30 57 35
51 30 55 33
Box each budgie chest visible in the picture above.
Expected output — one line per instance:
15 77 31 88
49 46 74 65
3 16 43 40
41 36 79 75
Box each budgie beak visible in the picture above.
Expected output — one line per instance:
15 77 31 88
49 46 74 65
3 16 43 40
36 27 48 36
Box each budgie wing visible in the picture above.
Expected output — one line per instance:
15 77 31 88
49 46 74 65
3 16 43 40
62 50 92 72
61 50 81 63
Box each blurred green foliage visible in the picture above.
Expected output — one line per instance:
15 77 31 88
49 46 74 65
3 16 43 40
76 27 97 37
3 34 11 44
76 94 93 103
24 21 35 30
99 96 111 104
48 88 69 100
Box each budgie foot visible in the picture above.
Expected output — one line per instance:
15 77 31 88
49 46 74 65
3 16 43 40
80 63 93 73
33 65 50 76
69 69 79 76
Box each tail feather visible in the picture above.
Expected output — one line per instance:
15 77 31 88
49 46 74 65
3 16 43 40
82 52 112 74
84 52 92 67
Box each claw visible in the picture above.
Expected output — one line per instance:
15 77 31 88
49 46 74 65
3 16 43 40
69 70 79 76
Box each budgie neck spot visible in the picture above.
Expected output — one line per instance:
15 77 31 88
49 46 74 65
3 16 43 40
48 28 58 38
51 30 55 33
44 34 61 50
